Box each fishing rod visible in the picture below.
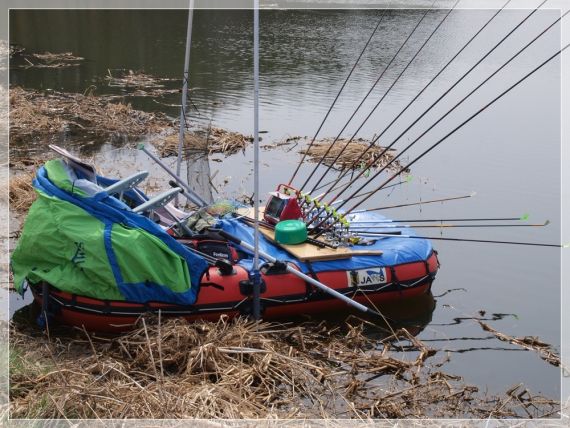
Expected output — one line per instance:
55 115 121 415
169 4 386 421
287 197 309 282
349 232 565 248
287 10 387 186
313 0 513 199
347 215 529 223
311 0 549 216
309 168 398 195
312 43 569 237
315 177 411 205
350 192 476 212
297 0 438 196
304 0 460 196
309 5 562 228
348 220 549 229
330 175 413 202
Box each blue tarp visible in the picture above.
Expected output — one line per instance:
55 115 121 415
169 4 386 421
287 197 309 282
217 211 433 273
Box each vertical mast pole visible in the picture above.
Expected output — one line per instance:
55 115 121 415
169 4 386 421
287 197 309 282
176 0 195 207
252 0 261 320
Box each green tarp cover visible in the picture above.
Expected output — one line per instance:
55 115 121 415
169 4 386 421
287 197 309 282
11 159 207 304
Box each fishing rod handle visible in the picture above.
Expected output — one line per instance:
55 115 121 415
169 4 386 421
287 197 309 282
215 229 244 246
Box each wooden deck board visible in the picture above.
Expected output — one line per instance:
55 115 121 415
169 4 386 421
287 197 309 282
236 208 382 262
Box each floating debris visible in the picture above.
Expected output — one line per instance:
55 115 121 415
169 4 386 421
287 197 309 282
9 43 25 58
131 88 181 98
299 138 405 172
156 127 254 158
478 321 561 367
9 87 171 143
9 315 560 419
105 69 176 89
18 51 84 68
103 68 191 98
261 135 303 151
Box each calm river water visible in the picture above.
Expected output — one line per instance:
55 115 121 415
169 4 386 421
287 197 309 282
9 8 561 399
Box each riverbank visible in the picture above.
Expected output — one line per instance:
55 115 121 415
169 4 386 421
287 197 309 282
9 313 560 419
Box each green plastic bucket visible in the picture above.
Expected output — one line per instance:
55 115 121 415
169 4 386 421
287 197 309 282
274 220 308 245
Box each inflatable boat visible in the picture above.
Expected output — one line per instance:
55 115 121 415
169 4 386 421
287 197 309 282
11 153 439 332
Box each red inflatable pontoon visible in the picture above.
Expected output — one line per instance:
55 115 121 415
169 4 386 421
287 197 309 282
31 251 439 333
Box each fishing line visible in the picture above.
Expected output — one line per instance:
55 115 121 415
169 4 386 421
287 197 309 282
311 3 561 226
312 0 549 216
347 215 526 223
315 0 513 198
352 193 475 214
305 0 460 196
297 0 438 194
312 43 569 235
288 9 388 186
341 45 568 216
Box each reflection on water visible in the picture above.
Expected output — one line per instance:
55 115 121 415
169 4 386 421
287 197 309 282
10 290 436 342
9 8 561 398
364 290 436 338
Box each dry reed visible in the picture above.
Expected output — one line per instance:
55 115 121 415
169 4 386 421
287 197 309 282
9 87 171 143
9 315 560 419
157 127 253 158
17 51 84 69
478 321 561 367
9 171 36 213
33 51 83 65
106 69 166 88
299 138 406 173
104 70 191 97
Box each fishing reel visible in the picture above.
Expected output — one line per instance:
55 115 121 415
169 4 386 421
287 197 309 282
263 184 354 246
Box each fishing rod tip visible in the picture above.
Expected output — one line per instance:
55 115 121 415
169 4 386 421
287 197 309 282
544 220 550 226
520 213 530 221
137 143 145 150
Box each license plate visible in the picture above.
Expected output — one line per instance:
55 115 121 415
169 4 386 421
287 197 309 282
347 267 387 287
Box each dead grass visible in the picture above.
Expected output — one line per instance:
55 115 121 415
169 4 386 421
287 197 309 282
9 86 172 143
9 315 560 419
156 127 253 158
299 138 405 172
9 171 36 213
478 321 561 367
33 51 83 66
105 69 180 99
105 69 172 88
16 51 84 69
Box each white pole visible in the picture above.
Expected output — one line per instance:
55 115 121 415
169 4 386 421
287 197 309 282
176 0 194 207
252 0 261 319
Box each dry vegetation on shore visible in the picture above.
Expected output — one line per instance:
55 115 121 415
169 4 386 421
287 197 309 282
8 171 36 213
9 315 560 419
